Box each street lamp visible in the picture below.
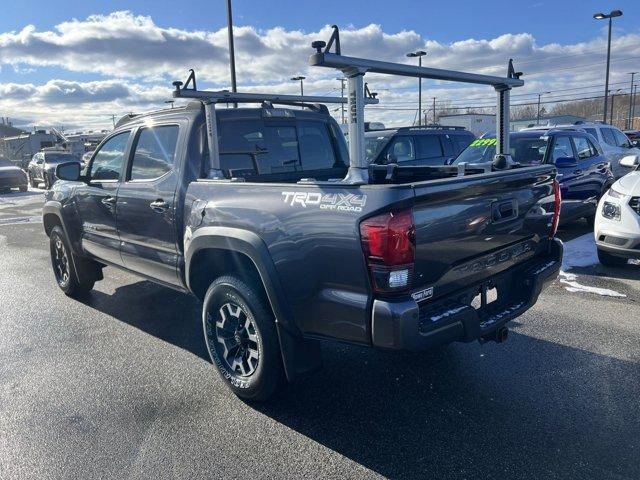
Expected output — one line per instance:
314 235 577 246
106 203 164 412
628 72 637 129
593 9 623 123
536 91 551 125
407 50 427 125
291 76 305 97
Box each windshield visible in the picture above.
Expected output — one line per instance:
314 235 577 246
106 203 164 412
454 136 549 165
365 134 392 162
45 153 76 163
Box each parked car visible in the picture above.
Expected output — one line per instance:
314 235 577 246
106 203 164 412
452 128 614 226
0 158 28 193
523 123 640 178
365 125 475 166
44 99 561 401
623 129 640 147
28 151 80 189
594 154 640 267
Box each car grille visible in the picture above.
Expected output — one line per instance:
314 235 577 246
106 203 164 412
630 197 640 215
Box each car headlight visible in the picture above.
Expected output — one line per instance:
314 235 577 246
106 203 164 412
608 187 625 199
602 201 621 220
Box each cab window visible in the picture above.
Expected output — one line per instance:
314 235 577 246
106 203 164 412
601 128 617 146
90 131 131 181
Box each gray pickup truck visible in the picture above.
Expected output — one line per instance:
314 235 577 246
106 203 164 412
43 33 562 400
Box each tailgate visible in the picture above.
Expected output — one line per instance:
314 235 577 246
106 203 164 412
409 166 556 299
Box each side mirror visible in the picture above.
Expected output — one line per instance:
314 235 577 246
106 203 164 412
620 155 640 169
55 161 81 181
554 156 578 168
385 153 398 164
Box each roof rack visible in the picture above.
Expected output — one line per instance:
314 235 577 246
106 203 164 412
170 68 378 180
309 25 524 183
396 125 467 132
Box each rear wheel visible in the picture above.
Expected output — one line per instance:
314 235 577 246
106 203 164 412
43 174 51 190
19 185 27 193
49 226 95 296
597 248 628 268
202 275 283 402
28 173 37 188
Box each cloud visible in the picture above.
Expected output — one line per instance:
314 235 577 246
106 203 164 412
1 11 639 129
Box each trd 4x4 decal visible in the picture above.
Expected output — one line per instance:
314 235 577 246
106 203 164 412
281 191 367 212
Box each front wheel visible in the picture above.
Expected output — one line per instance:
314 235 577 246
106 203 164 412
49 226 95 296
43 174 51 190
597 248 628 268
202 275 283 402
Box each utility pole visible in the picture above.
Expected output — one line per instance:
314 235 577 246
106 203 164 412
610 89 621 126
632 84 638 129
593 10 623 123
226 0 238 107
432 97 436 124
628 72 637 129
407 50 427 125
537 91 550 125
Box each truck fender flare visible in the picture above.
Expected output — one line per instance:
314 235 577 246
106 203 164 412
184 226 322 382
42 201 79 252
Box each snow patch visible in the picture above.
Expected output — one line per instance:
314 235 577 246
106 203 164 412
558 271 626 298
558 233 626 298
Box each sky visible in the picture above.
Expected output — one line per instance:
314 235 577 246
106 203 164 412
1 0 639 130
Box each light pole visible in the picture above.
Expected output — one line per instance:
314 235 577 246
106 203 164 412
337 77 346 124
291 76 305 108
593 10 623 123
164 100 175 109
407 50 427 125
226 0 238 107
536 91 551 125
628 72 637 129
291 76 305 96
432 97 436 125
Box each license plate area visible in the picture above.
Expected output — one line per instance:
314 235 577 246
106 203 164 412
470 283 498 310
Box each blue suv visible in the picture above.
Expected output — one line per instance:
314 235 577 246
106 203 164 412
453 128 614 226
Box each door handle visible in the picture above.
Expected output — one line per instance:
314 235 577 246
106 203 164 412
101 196 116 207
150 199 169 213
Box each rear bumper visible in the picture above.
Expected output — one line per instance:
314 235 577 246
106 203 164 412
371 238 563 351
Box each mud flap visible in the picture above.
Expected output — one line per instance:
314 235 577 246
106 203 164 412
276 324 323 382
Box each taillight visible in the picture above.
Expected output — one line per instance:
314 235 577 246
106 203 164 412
550 179 561 237
360 209 415 294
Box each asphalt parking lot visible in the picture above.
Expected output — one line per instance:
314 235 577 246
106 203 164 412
1 190 639 480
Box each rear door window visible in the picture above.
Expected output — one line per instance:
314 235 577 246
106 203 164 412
452 134 474 154
551 136 574 161
386 136 415 162
572 136 596 160
601 128 617 146
612 129 631 148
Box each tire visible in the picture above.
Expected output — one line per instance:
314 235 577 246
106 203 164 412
19 185 27 193
597 248 628 268
43 174 51 190
28 173 37 188
202 275 283 401
49 226 95 296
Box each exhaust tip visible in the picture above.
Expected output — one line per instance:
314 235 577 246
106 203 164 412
480 327 509 344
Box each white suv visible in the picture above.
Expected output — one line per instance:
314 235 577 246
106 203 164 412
594 154 640 267
522 123 640 178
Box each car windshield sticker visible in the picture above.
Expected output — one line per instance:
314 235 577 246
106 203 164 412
469 138 497 147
